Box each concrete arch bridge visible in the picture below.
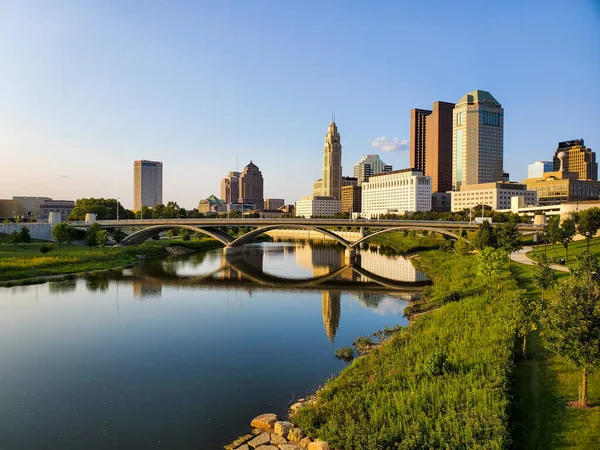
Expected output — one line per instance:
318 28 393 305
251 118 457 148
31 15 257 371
71 218 542 255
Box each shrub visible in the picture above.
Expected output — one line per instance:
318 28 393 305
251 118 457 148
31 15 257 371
334 347 355 362
39 244 54 254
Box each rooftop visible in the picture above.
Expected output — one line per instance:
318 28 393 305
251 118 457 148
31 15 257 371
457 90 500 106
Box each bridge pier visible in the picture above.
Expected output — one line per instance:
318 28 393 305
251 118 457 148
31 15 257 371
223 245 246 261
344 247 358 265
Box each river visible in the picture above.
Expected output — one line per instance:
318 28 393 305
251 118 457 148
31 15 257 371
0 242 428 450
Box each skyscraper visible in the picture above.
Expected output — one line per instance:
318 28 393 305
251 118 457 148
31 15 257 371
321 120 342 201
528 161 553 179
552 139 597 180
238 161 264 210
133 160 163 211
353 154 391 185
452 90 504 190
220 171 240 204
410 102 454 193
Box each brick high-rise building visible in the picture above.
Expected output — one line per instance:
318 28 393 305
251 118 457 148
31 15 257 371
220 171 240 204
552 139 597 180
133 160 163 211
452 90 504 190
410 102 454 193
238 161 264 210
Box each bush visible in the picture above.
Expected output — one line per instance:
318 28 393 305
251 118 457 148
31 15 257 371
334 347 355 362
39 244 54 254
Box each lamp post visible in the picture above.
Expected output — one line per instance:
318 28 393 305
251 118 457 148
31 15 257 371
117 197 120 221
586 231 590 252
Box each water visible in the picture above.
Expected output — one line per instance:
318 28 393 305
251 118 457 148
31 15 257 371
0 242 427 450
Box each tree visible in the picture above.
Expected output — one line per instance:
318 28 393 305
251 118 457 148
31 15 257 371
9 230 19 251
181 230 191 241
96 229 109 248
84 223 101 248
52 222 69 247
558 218 576 262
545 216 561 257
473 221 497 250
454 237 473 256
576 208 600 250
69 198 134 221
509 289 541 358
111 228 126 244
542 272 600 407
18 227 31 244
531 254 556 302
496 220 522 264
478 247 509 292
65 225 77 247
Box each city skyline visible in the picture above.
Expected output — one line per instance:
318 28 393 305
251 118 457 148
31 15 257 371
1 1 599 209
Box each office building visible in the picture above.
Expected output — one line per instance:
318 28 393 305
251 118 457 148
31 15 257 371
220 171 240 204
198 195 227 213
353 155 391 185
552 139 597 180
342 176 358 187
39 200 75 221
523 172 600 206
361 169 432 218
133 160 163 211
341 185 362 213
238 161 264 210
295 196 341 218
528 161 553 179
452 90 504 190
321 120 342 200
431 192 451 212
264 198 285 210
451 182 536 212
410 101 454 193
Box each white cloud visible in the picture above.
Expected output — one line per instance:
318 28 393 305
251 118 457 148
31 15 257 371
370 136 409 152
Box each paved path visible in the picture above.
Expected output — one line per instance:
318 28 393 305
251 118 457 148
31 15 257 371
510 246 569 272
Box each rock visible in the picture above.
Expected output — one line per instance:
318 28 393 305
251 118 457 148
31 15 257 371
299 437 312 449
253 428 268 435
234 445 249 450
279 444 302 450
224 434 253 449
270 433 287 444
254 446 278 450
308 441 330 450
287 428 305 442
248 432 270 448
274 421 294 437
290 402 303 413
251 413 278 430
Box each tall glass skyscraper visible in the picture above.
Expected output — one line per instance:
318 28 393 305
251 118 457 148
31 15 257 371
452 90 504 191
133 160 163 211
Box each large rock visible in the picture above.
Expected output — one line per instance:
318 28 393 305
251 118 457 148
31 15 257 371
299 437 312 449
290 402 303 413
270 433 287 444
234 445 249 450
254 446 278 450
287 428 305 442
225 434 253 450
247 432 270 448
274 421 294 437
251 413 278 430
308 441 330 450
279 444 302 450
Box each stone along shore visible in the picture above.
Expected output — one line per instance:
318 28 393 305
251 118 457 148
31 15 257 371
224 408 332 450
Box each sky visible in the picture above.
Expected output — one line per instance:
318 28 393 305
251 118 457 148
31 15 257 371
1 0 599 210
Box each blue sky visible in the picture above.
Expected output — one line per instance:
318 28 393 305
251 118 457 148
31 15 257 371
1 0 599 209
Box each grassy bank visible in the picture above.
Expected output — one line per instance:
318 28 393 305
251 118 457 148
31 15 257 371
511 262 600 449
0 239 222 285
367 230 446 254
294 250 520 449
527 237 600 267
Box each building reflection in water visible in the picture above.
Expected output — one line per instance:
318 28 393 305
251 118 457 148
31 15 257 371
132 282 162 301
321 290 341 342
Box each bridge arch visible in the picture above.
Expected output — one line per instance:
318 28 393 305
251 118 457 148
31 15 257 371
351 226 464 248
229 224 352 248
120 225 234 246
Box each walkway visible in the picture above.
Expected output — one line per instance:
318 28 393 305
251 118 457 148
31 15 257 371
510 246 569 272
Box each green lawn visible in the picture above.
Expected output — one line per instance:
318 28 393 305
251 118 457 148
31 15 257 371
511 261 600 449
528 237 600 267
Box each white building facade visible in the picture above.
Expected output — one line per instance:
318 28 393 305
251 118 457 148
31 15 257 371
450 182 537 212
527 161 553 179
361 169 432 218
295 196 341 218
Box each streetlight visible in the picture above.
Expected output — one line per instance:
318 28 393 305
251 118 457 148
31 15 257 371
586 231 590 252
117 197 120 221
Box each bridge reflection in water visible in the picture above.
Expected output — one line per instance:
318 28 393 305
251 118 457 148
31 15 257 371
64 243 428 343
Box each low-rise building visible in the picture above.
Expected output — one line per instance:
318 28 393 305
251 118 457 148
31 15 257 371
39 200 75 221
295 196 341 218
198 195 227 213
264 198 285 210
431 192 451 212
523 170 600 206
361 168 432 218
450 182 537 212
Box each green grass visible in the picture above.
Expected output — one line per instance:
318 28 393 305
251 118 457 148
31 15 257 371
528 237 600 267
367 231 445 254
0 238 222 284
294 250 519 450
511 261 600 449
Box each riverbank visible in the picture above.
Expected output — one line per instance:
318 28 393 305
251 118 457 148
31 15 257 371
291 248 521 449
0 239 223 286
